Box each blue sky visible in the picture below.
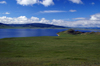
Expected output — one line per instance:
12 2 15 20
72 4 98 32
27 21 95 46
0 0 100 27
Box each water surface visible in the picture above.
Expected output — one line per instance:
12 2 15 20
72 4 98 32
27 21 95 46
0 29 100 39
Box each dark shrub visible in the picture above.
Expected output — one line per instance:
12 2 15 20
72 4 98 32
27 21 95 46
75 31 82 34
81 32 85 33
67 29 75 34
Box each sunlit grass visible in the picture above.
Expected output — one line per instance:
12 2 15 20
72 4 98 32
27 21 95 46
0 33 100 66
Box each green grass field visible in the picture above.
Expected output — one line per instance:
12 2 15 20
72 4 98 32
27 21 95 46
0 31 100 66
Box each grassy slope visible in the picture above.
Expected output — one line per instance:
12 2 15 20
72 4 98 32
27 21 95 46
0 33 100 66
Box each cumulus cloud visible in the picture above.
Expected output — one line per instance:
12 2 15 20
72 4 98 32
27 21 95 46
90 14 100 20
16 0 54 7
69 20 100 27
0 1 7 4
0 16 39 24
40 10 67 13
40 18 50 24
69 10 77 12
1 13 100 27
0 16 51 24
69 0 83 4
39 0 54 7
16 0 37 6
31 16 39 21
16 0 85 6
51 19 66 26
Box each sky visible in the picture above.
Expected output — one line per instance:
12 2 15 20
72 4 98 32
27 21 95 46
0 0 100 27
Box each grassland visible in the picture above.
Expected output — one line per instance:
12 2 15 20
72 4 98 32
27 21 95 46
0 31 100 66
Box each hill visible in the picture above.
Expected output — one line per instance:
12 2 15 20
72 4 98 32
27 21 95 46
0 23 12 28
0 23 67 28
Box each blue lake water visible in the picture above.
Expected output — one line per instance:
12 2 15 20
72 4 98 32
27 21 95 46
0 29 100 39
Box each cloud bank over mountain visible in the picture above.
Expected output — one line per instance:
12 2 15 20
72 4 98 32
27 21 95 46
0 13 100 27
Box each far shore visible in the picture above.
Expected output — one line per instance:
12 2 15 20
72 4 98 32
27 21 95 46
0 28 68 29
0 28 100 31
57 34 60 36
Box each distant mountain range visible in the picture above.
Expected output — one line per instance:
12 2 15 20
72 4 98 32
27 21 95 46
0 23 100 29
0 23 11 28
0 23 67 28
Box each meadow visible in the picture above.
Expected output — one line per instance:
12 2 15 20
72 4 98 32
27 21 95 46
0 30 100 66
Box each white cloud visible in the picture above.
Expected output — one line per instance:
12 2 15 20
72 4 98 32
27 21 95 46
31 16 39 21
90 14 100 20
16 0 54 7
40 18 50 24
69 20 100 27
1 13 100 27
4 12 10 14
51 19 65 25
40 10 67 13
0 1 7 4
51 19 100 27
69 10 77 12
0 16 40 24
39 0 54 7
16 0 37 6
69 0 83 4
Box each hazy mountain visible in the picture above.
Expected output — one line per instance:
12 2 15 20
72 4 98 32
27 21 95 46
0 23 67 28
0 23 12 28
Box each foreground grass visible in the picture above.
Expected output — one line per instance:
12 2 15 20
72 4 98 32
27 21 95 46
0 33 100 66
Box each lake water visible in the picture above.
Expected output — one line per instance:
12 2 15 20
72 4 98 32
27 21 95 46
0 29 100 39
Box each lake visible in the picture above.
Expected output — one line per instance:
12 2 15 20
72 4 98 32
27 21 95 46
0 29 100 39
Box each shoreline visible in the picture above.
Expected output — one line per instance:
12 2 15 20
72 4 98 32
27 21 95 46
57 34 60 36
